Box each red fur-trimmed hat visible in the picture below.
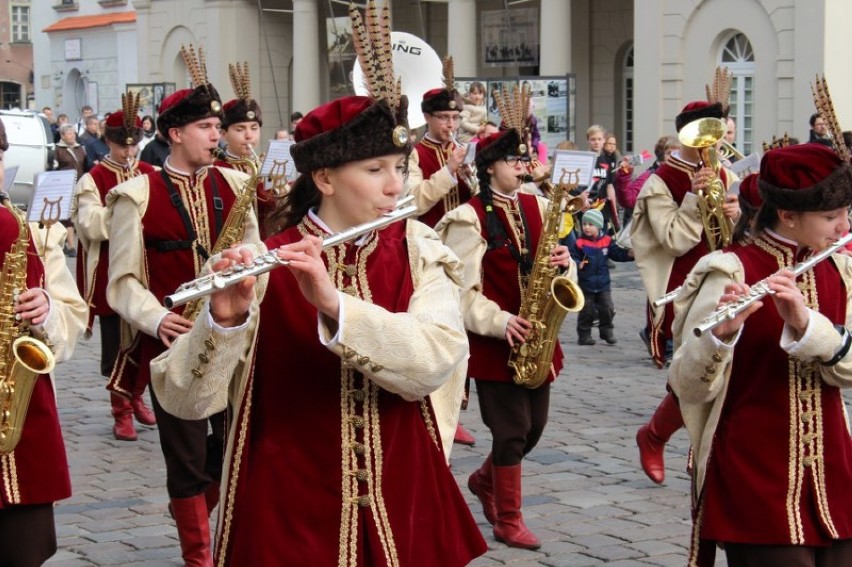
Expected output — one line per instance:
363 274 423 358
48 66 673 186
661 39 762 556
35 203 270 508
104 93 144 146
738 173 762 209
675 101 726 132
221 61 262 129
421 87 464 114
474 128 525 168
290 96 410 174
156 45 223 138
758 143 852 211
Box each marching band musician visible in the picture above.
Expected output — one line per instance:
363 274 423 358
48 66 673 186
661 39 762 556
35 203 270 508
106 46 259 566
70 98 158 443
215 61 277 238
0 117 88 565
406 64 478 447
149 94 487 565
406 69 471 229
669 143 852 566
630 101 740 485
436 127 574 550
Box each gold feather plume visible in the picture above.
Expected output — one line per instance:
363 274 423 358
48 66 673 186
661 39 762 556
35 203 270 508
228 61 252 101
349 0 400 110
121 92 142 130
705 66 733 113
811 74 850 162
761 133 791 153
493 82 532 134
443 56 455 92
180 44 212 91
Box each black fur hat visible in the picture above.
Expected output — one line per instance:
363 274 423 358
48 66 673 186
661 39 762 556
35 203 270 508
474 128 524 168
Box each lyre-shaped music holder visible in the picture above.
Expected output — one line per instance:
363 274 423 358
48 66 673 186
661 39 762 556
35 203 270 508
38 196 63 258
268 159 290 197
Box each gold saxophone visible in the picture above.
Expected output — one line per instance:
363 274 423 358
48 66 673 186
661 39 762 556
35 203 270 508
180 149 260 322
0 202 56 454
508 170 585 389
679 117 734 251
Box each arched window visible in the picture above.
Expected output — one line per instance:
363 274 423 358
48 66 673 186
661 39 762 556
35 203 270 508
719 33 755 154
622 46 634 153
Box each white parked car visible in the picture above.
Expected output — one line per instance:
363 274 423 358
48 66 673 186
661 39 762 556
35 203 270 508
0 110 56 208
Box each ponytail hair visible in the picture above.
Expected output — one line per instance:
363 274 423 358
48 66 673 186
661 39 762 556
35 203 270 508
265 174 322 235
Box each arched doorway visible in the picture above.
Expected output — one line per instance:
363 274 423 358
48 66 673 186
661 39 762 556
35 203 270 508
65 69 88 116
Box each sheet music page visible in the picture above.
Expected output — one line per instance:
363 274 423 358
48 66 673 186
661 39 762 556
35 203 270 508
550 150 598 186
27 169 77 222
2 165 18 195
260 140 297 180
729 152 761 178
463 141 477 164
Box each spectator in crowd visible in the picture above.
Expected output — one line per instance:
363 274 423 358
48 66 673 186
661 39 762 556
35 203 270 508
274 128 290 141
136 115 156 153
75 105 94 137
289 111 303 134
808 112 833 148
458 81 487 143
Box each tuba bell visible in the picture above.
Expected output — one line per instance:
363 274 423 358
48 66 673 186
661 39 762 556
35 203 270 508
678 117 734 251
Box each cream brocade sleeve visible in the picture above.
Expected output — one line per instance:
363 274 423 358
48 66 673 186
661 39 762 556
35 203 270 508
150 222 469 421
71 173 110 244
405 149 458 216
30 222 87 362
105 177 166 338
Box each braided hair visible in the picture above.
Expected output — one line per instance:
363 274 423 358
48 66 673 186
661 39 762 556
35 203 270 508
476 161 508 251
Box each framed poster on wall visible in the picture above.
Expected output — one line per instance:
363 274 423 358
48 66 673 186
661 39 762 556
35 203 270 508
456 75 574 160
126 84 154 119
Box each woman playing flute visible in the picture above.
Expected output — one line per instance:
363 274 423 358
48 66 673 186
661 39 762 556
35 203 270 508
669 143 852 566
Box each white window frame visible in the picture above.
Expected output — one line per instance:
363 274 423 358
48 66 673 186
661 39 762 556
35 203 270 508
719 33 755 155
11 3 31 43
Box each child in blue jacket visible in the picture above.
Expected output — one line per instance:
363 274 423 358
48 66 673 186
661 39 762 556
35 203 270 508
567 209 633 345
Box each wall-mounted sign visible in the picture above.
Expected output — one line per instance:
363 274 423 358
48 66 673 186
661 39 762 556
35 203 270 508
65 38 82 61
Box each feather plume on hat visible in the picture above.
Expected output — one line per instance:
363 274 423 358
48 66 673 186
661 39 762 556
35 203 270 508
705 66 733 115
349 0 403 122
811 74 850 162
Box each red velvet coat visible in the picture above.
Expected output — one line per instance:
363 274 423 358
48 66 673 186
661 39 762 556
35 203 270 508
414 138 472 228
699 233 852 545
466 192 564 383
107 167 237 397
76 158 155 325
217 218 485 566
649 162 731 366
0 207 69 508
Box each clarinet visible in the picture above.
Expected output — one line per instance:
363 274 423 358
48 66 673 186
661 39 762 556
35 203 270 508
692 233 852 337
163 196 417 309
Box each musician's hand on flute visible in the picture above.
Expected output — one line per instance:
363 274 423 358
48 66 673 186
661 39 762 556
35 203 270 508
447 144 467 177
277 235 340 320
766 270 809 340
549 244 571 268
506 315 532 347
710 282 763 343
207 247 256 329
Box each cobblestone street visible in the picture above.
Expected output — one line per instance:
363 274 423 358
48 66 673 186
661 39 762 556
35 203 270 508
46 260 719 566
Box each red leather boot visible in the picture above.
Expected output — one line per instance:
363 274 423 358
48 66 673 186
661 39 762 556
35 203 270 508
468 454 497 524
170 494 213 567
131 392 157 426
492 464 541 550
111 394 137 441
454 423 476 446
636 392 684 484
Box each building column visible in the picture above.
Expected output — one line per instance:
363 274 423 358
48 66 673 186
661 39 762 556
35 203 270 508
447 0 477 76
292 0 321 113
539 0 570 75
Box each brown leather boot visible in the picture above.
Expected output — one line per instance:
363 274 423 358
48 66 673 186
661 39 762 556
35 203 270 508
636 392 684 484
131 394 157 426
492 464 541 550
111 394 137 441
170 494 213 567
468 454 497 524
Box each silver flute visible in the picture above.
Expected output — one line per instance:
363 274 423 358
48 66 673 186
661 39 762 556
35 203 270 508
692 232 852 337
653 287 683 308
163 196 418 309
